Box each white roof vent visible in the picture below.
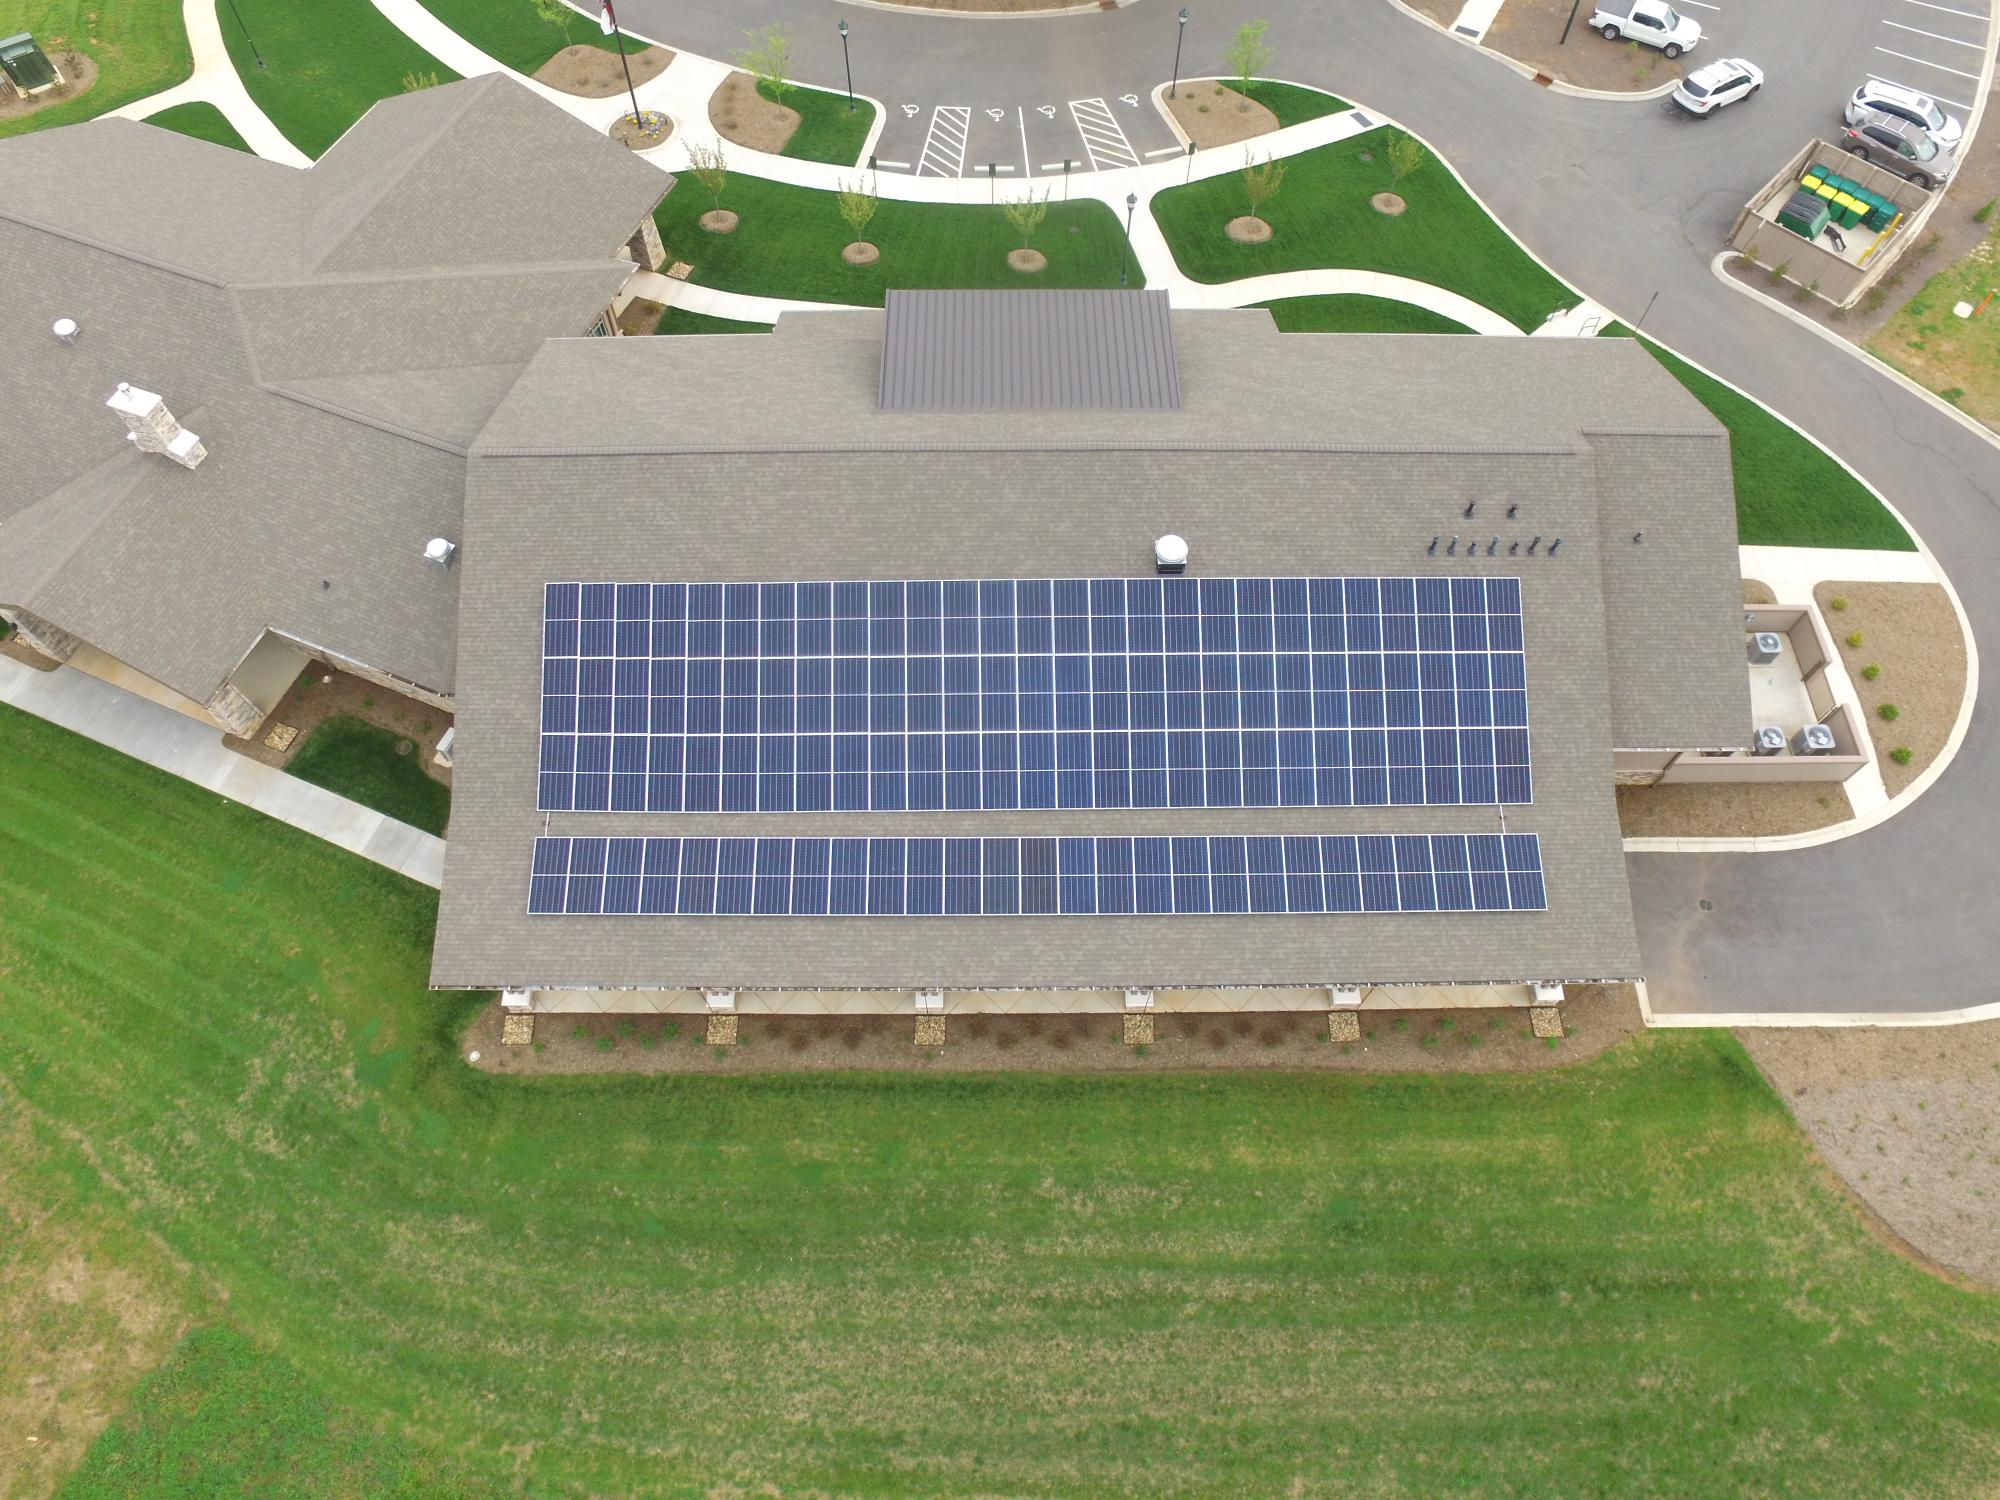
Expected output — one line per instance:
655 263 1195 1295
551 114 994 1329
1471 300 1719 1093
423 537 457 569
1154 533 1188 574
106 382 205 469
52 317 80 344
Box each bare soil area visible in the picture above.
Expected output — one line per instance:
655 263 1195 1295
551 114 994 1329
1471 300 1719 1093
710 70 798 154
1480 0 1683 91
1616 780 1851 838
0 52 99 124
465 984 1641 1077
531 42 670 99
1814 581 1963 796
1743 1021 2000 1287
616 296 667 336
1163 81 1279 149
223 664 452 788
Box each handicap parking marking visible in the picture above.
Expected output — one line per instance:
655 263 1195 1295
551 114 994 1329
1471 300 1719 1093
1068 96 1141 170
917 105 972 177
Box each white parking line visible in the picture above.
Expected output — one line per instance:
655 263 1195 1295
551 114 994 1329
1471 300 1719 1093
1144 145 1184 158
918 106 971 177
1067 97 1141 170
1676 0 1722 10
1882 17 1989 46
873 159 911 169
1899 0 1988 18
1018 107 1032 178
1869 71 1973 109
1874 44 1984 79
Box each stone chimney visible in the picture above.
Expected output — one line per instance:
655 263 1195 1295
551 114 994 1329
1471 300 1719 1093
106 382 206 469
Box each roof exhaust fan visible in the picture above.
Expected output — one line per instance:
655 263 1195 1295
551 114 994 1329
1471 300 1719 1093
52 316 80 345
1154 534 1188 575
423 537 457 569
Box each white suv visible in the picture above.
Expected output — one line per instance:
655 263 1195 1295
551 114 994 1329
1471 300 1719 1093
1844 80 1962 150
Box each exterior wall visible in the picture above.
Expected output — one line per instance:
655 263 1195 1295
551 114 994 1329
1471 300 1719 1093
229 632 312 717
272 631 454 713
625 217 666 272
1729 140 1934 308
203 680 265 736
63 644 236 729
508 982 1556 1015
1 607 79 662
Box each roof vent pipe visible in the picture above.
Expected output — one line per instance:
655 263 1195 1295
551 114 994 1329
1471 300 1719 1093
424 537 458 569
1153 534 1188 574
52 317 80 344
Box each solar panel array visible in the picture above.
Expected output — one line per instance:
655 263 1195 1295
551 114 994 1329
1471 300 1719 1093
538 577 1532 815
528 832 1547 918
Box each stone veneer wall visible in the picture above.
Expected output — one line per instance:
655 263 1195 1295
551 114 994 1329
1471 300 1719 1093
1 608 80 662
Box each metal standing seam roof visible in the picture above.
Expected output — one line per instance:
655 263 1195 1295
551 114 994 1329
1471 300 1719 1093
878 289 1182 412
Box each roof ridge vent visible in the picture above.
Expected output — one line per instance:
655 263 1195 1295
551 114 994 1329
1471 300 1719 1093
106 382 206 470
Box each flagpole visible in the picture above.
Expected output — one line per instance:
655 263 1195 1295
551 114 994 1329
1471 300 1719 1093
603 0 643 130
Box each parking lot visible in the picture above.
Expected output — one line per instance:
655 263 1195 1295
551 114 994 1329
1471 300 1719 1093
869 90 1186 182
1866 0 1991 116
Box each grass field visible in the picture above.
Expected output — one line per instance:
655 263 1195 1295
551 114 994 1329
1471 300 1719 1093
220 0 458 159
654 306 774 335
1151 128 1575 332
283 715 451 835
414 0 625 75
0 0 191 139
655 175 1141 305
1868 228 2000 433
1260 293 1474 334
763 78 877 166
4 705 1997 1495
140 100 251 153
1603 325 1914 550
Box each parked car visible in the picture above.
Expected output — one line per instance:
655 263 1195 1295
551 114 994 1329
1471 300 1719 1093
1840 109 1956 189
1671 58 1763 116
1844 80 1963 150
1591 0 1702 58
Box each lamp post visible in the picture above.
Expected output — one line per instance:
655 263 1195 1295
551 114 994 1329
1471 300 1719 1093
1170 8 1188 99
838 19 854 111
221 0 265 68
1121 191 1137 285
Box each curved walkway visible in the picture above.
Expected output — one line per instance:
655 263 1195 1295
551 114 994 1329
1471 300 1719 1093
107 0 309 165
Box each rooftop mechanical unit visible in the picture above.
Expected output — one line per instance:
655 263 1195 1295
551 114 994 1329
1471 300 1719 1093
1749 631 1783 664
1794 723 1836 756
1752 725 1787 756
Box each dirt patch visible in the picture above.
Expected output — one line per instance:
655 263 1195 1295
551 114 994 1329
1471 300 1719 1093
1744 578 1777 605
0 50 99 125
710 70 798 154
223 664 452 789
1617 780 1852 838
531 41 670 99
1162 81 1280 150
609 110 672 150
699 208 739 234
1008 247 1048 274
464 984 1642 1077
1371 192 1407 216
1400 0 1460 23
1742 1021 2000 1287
617 296 667 336
842 241 880 265
1226 215 1273 243
1813 581 1964 796
1478 0 1682 92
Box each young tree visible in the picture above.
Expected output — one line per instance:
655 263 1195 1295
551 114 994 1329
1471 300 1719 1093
837 179 879 240
401 70 441 92
1385 131 1426 192
1002 190 1050 251
533 0 574 48
686 142 729 211
735 24 795 99
1242 154 1286 224
1225 20 1272 95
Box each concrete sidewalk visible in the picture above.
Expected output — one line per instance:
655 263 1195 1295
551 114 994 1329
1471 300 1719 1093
110 0 311 166
0 656 445 888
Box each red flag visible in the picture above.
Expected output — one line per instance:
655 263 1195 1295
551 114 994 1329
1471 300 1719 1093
599 0 617 36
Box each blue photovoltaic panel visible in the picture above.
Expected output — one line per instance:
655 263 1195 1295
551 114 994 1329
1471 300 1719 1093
525 832 1547 917
538 577 1533 814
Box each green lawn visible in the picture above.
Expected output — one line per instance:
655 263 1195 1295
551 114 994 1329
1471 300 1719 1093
414 0 625 76
219 0 458 158
656 174 1141 305
5 703 1997 1495
1604 325 1914 550
1259 292 1475 334
141 100 252 153
283 715 451 835
1151 128 1576 332
654 306 774 335
0 0 191 139
764 78 877 167
1185 78 1351 129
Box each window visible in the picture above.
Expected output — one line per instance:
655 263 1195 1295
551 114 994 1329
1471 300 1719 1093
586 312 612 337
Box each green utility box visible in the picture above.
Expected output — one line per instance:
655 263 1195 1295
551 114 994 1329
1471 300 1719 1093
0 33 60 96
1776 189 1830 240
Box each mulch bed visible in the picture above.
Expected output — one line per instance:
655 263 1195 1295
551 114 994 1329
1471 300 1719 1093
463 984 1642 1077
1814 581 1964 796
531 42 670 99
617 296 668 335
710 71 797 155
1616 781 1853 839
1479 0 1683 91
223 664 453 789
1162 81 1279 150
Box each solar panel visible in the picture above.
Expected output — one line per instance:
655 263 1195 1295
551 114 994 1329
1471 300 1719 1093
526 832 1547 917
539 577 1533 815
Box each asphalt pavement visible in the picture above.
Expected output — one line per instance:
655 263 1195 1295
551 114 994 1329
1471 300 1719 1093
611 0 2000 1016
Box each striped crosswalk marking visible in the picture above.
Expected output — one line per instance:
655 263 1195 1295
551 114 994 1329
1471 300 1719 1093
917 106 971 177
1067 97 1140 170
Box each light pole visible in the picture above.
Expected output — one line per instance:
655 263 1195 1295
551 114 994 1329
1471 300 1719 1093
1170 8 1188 99
221 0 265 68
1121 192 1137 286
838 19 854 112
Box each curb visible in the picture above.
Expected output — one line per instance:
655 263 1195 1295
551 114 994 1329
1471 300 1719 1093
1382 0 1681 102
1638 979 2000 1029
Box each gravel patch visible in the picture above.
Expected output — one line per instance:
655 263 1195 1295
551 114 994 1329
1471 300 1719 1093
705 1015 738 1047
1813 582 1964 796
914 1016 947 1048
501 1014 534 1047
1122 1014 1154 1047
1529 1005 1564 1039
1327 1011 1361 1044
1742 1022 2000 1286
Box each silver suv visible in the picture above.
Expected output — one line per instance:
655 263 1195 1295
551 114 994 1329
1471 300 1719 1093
1844 80 1962 150
1841 108 1956 190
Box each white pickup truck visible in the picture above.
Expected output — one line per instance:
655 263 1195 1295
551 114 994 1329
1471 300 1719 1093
1590 0 1702 58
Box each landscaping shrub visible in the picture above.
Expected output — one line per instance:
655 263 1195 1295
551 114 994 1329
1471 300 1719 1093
1877 703 1900 721
1890 746 1913 764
